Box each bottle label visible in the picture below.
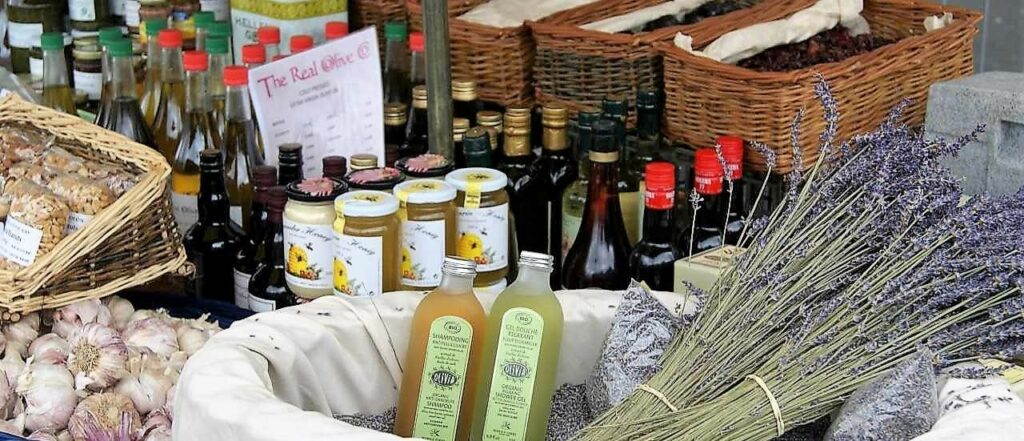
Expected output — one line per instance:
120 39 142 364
170 191 199 234
248 294 276 312
401 219 445 288
334 233 383 297
233 269 251 308
73 70 103 100
7 23 43 49
64 212 93 236
644 182 675 210
412 316 474 441
695 173 724 196
283 219 334 291
124 0 141 26
619 191 641 246
70 0 98 20
29 56 42 81
108 0 125 16
0 217 43 267
455 203 508 273
560 212 581 264
230 205 243 228
481 308 544 441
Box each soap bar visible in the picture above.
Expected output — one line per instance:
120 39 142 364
673 245 744 293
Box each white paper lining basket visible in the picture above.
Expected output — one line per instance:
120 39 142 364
174 289 696 440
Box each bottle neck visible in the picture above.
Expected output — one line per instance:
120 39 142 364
542 124 568 153
513 265 552 294
385 39 407 69
503 126 531 157
199 164 231 223
101 47 112 83
411 52 426 84
637 108 659 140
209 53 229 97
42 48 70 87
437 272 474 294
588 155 620 199
225 84 252 122
186 70 210 112
112 56 137 99
642 205 673 243
146 39 160 70
264 44 279 59
278 160 302 185
162 47 184 83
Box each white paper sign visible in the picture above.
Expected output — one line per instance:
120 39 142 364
0 217 43 267
249 27 383 178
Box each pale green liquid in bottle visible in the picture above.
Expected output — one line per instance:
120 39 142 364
472 253 563 441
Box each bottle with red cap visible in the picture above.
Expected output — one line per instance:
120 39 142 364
241 43 266 68
153 28 187 164
409 32 426 89
102 39 157 149
171 51 223 235
383 21 410 106
685 147 729 255
717 135 747 245
289 34 314 55
222 65 265 236
257 26 281 60
628 162 680 291
324 21 349 41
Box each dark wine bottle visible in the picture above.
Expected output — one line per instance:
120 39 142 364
248 186 296 312
602 95 641 245
384 103 407 166
499 110 546 254
629 162 680 291
534 105 577 286
402 85 429 159
718 135 747 245
686 148 727 255
462 127 493 168
277 143 304 185
452 79 484 125
184 149 246 302
322 156 347 179
233 165 277 309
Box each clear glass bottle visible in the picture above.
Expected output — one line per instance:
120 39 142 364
40 32 77 115
257 25 280 60
333 190 401 297
153 28 186 164
248 186 297 312
184 149 245 302
93 27 125 127
409 32 425 89
628 162 680 291
206 36 231 138
171 50 222 235
383 21 410 106
394 179 458 290
102 39 157 148
192 11 214 52
560 108 600 263
140 18 167 127
445 168 511 287
223 65 264 233
234 165 277 309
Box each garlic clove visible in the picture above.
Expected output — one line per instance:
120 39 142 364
101 297 134 332
18 360 77 433
52 300 112 339
4 313 41 358
29 334 69 366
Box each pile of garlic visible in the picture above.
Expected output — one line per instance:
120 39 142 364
0 296 221 440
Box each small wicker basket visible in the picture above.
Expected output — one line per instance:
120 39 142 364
0 94 187 314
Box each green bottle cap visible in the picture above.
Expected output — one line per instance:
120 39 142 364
206 36 229 55
194 11 215 28
107 39 132 57
99 27 123 46
145 18 168 37
209 21 231 39
40 32 64 51
577 107 601 127
384 21 407 41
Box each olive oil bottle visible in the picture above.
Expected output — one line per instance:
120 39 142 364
40 33 76 115
153 29 187 164
140 19 167 127
171 51 222 234
102 39 156 148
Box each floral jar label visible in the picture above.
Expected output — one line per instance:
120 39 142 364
455 203 508 272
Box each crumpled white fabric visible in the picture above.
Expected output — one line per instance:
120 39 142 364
458 0 598 28
924 12 954 32
911 376 1024 441
174 289 696 441
581 0 712 33
674 0 866 64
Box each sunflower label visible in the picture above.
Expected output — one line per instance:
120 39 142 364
401 219 446 288
481 308 544 441
283 219 334 291
455 203 508 273
412 316 473 441
334 233 383 297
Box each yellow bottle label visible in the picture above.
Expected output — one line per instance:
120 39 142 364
481 308 544 441
413 316 474 441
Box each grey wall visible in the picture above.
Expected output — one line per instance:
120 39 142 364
942 0 1024 72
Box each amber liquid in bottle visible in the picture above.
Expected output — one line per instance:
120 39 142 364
40 33 76 115
184 149 245 302
140 20 166 127
103 40 156 148
382 21 410 106
171 51 222 235
223 68 264 234
153 30 187 164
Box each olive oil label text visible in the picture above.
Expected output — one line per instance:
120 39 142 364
481 308 544 441
402 219 445 287
335 233 383 297
171 191 199 234
283 219 334 290
0 217 43 267
412 316 473 441
456 203 508 272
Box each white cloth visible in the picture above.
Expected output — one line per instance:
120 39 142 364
581 0 711 33
674 0 865 64
458 0 598 28
174 289 696 441
911 377 1024 441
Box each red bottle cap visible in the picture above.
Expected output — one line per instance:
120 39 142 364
694 148 724 196
158 29 183 49
325 21 349 40
223 65 248 86
183 51 209 72
241 44 266 64
290 35 314 54
644 161 675 210
718 135 744 179
257 26 280 45
409 32 424 53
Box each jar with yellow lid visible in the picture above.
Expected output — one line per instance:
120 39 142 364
394 179 457 290
333 190 401 297
445 168 510 286
284 177 348 299
349 153 379 172
343 167 405 193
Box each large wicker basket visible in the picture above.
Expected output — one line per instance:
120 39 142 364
350 0 407 56
656 0 981 174
0 95 187 315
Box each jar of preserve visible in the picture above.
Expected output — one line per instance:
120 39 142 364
343 167 405 193
284 177 347 299
396 153 454 179
394 179 457 290
73 47 103 110
333 190 401 297
8 2 61 74
445 167 510 286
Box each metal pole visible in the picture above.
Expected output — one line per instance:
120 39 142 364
422 0 454 161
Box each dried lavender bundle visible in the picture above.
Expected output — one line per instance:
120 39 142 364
576 78 1023 441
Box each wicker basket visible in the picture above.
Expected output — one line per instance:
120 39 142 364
657 0 981 174
0 94 187 315
349 0 407 56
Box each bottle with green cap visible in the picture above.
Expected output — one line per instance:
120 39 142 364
193 11 215 52
209 21 233 58
206 35 231 136
93 27 125 127
40 32 76 115
383 21 410 106
102 39 156 149
141 18 168 126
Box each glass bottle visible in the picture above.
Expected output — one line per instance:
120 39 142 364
394 179 458 290
452 117 469 168
383 21 410 106
500 111 545 254
241 43 266 68
686 148 727 255
277 143 304 185
40 33 76 115
602 95 641 246
140 18 168 127
209 21 233 58
462 127 493 168
631 90 661 233
324 21 348 40
719 135 747 245
476 110 503 154
248 186 297 312
153 28 186 164
562 119 632 290
289 34 313 55
409 32 425 89
402 85 429 159
333 191 402 297
103 39 157 148
192 11 214 52
472 252 563 441
184 149 245 302
207 36 231 138
534 105 576 286
384 103 407 166
94 27 125 127
628 162 679 291
171 50 222 235
452 80 483 126
223 65 264 233
396 257 486 441
234 165 277 309
559 108 600 264
322 156 347 180
257 26 280 60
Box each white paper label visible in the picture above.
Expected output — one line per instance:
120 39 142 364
233 269 251 308
401 219 445 287
125 0 141 27
171 191 199 234
248 294 276 312
283 219 333 290
456 203 508 272
70 0 98 20
74 70 102 100
8 22 43 49
64 212 92 235
200 0 230 21
334 233 383 297
29 56 43 81
561 212 582 264
230 205 243 228
0 217 43 267
109 0 125 16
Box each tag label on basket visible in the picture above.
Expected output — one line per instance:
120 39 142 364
0 217 43 267
455 203 508 273
482 308 544 441
64 212 92 235
413 316 474 441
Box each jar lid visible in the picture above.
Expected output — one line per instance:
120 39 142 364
286 177 347 202
336 190 399 218
445 167 507 193
396 154 454 178
73 48 102 60
343 167 404 191
394 179 457 204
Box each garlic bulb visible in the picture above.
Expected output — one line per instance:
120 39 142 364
67 393 140 441
17 360 77 433
122 318 178 358
0 365 13 419
27 430 58 441
126 309 171 329
164 383 176 420
29 334 69 366
4 313 41 358
140 408 171 441
67 324 127 391
0 413 25 435
102 297 134 332
1 354 25 389
52 300 112 339
114 352 173 415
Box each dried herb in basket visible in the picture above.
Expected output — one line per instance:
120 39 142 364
738 27 893 72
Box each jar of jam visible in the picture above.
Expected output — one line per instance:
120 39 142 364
333 190 401 297
394 179 457 290
396 153 455 179
445 167 510 286
73 47 103 111
283 177 347 299
349 153 379 172
343 167 405 193
8 2 62 74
